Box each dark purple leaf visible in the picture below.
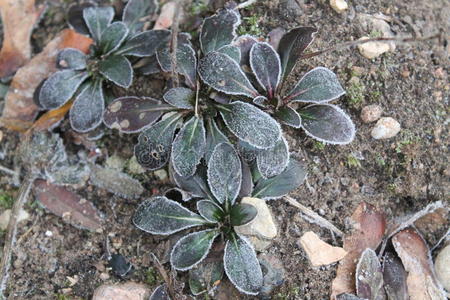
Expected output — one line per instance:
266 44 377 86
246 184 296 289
250 42 281 99
355 248 386 300
382 251 408 300
275 106 301 128
67 2 95 35
104 96 173 133
232 34 258 69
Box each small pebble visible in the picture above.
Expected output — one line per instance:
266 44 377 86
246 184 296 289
45 230 53 237
435 244 450 290
330 0 348 13
360 104 383 123
371 117 401 139
358 36 391 59
0 209 30 230
154 169 168 181
93 282 150 300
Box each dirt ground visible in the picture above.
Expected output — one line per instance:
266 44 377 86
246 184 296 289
0 0 449 299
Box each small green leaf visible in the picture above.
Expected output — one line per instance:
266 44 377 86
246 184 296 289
256 136 289 178
230 203 257 226
104 96 173 133
278 26 317 79
224 234 263 295
285 67 345 103
219 101 281 149
205 118 230 163
156 43 197 89
300 104 355 144
39 70 89 109
252 159 307 200
189 260 224 296
197 200 223 223
200 9 241 54
170 229 219 271
69 80 104 132
117 29 170 57
57 48 87 70
250 42 281 98
207 143 242 205
123 0 158 34
217 45 241 64
133 196 207 235
163 87 194 109
172 116 206 177
99 22 129 55
98 55 133 88
134 113 182 170
275 106 301 128
198 52 258 98
83 6 115 42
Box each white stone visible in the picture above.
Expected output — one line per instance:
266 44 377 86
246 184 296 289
371 117 401 139
93 282 150 300
299 231 347 267
435 244 450 291
234 197 277 251
0 209 30 230
358 36 391 59
330 0 348 13
361 104 383 123
154 169 168 181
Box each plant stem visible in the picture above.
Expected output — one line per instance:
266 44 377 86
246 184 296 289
169 0 182 87
0 174 35 298
195 80 200 117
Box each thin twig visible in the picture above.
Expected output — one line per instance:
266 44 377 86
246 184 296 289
0 174 35 297
0 165 17 177
194 80 200 117
169 0 181 87
432 228 450 252
299 33 441 60
236 0 257 9
149 253 174 298
284 195 343 237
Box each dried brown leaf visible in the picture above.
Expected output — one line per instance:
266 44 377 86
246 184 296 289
0 29 93 130
355 248 385 300
382 250 408 300
34 179 103 231
331 202 386 299
0 0 45 79
392 228 446 300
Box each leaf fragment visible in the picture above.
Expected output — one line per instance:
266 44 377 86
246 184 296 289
196 200 224 223
189 260 224 296
56 48 87 70
200 9 241 54
230 203 258 226
250 42 281 98
199 51 258 98
256 136 289 178
382 251 408 300
123 0 158 34
163 87 195 109
205 118 230 163
99 22 129 55
275 106 302 128
69 80 104 133
83 6 115 42
224 234 263 295
219 101 281 149
286 67 345 103
207 143 242 205
133 196 207 235
171 116 206 177
355 248 386 300
117 29 170 57
98 55 133 88
300 104 355 144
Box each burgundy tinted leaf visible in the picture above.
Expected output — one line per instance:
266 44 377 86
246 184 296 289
56 48 87 70
250 42 281 98
163 87 195 109
382 251 408 300
392 228 446 300
232 34 258 68
34 179 103 231
285 67 345 103
256 136 289 178
355 248 386 300
157 43 197 89
198 51 258 98
134 113 182 170
200 9 241 54
331 202 386 298
300 104 355 144
275 106 302 128
278 26 317 79
70 80 104 133
217 45 241 64
104 96 173 133
268 27 286 50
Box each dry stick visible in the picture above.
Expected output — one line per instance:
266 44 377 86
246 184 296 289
150 253 175 298
169 0 182 87
432 228 450 252
236 0 257 9
284 195 344 237
0 165 17 177
0 174 35 297
299 33 441 60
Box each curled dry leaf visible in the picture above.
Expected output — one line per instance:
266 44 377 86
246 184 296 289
331 202 386 299
0 29 93 131
34 179 103 231
392 228 446 300
0 0 45 79
299 231 347 267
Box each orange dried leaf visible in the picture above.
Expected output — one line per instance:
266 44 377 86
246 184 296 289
29 100 73 132
0 29 92 131
331 202 386 299
0 0 45 78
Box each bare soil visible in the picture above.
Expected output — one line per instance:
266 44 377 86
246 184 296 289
0 0 448 299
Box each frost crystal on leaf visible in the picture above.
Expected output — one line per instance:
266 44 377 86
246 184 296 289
250 42 281 98
200 9 241 54
70 80 104 133
257 136 289 178
83 6 114 43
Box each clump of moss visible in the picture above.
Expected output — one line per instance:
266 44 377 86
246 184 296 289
0 190 14 209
